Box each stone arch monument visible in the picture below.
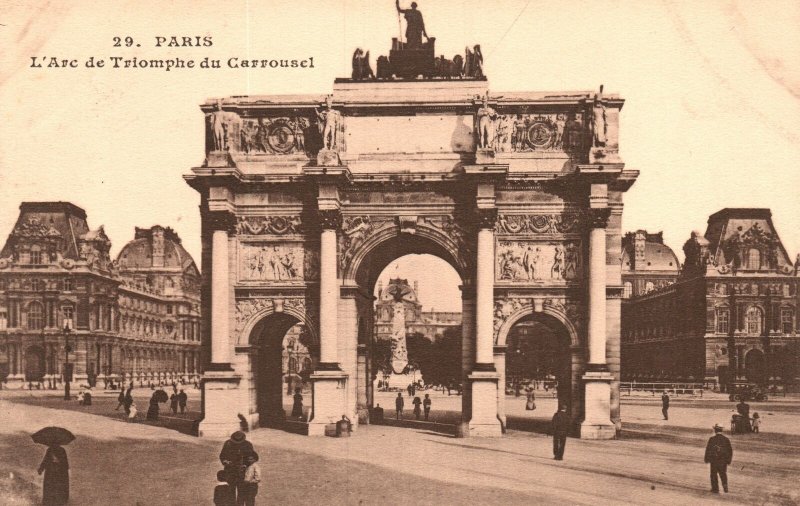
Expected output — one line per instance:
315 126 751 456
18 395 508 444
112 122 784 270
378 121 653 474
186 29 636 439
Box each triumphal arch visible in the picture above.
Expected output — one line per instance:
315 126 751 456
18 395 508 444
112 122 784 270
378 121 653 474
186 26 637 439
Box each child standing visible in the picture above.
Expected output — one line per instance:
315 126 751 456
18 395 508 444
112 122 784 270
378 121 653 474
751 412 760 433
240 452 261 506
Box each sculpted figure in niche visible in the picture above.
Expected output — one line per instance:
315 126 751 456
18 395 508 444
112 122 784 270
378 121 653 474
553 114 566 148
396 0 428 49
592 85 607 147
564 242 578 279
210 101 227 151
513 115 527 151
476 92 497 149
495 115 513 152
315 95 341 150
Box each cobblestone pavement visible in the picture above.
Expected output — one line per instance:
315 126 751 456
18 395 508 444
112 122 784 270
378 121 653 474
1 390 798 505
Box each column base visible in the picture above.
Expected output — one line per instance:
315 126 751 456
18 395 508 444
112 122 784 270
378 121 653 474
198 370 242 438
308 370 348 436
581 370 616 440
467 371 502 437
6 375 25 388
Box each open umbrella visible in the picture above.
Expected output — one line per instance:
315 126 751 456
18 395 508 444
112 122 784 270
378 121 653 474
153 389 169 403
31 427 75 446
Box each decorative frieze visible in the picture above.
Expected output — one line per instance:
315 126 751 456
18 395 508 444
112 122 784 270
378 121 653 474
240 244 318 281
496 240 581 282
495 213 583 235
236 216 302 236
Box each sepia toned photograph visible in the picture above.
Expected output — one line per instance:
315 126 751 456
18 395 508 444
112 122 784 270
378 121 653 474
1 1 799 504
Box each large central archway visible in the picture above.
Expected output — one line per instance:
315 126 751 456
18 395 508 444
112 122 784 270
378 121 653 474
347 226 473 425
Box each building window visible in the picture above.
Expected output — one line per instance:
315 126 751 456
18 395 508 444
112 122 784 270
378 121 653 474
30 247 42 265
0 280 5 291
782 308 794 334
27 301 44 330
623 282 632 299
716 308 729 334
63 278 73 291
745 306 763 334
31 279 42 292
746 248 761 270
0 309 7 330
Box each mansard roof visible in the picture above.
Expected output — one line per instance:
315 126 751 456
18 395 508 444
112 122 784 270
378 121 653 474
1 201 90 259
704 208 792 271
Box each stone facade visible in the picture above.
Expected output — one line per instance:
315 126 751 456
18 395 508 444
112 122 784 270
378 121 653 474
0 203 202 389
187 42 636 438
621 209 800 390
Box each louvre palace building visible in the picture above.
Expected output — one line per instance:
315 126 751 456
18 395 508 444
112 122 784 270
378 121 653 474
0 202 202 388
621 208 800 391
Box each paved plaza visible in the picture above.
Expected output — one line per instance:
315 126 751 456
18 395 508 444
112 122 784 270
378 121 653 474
1 388 799 505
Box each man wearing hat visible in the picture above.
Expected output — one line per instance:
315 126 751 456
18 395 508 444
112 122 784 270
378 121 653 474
704 424 733 493
551 405 570 460
219 431 255 503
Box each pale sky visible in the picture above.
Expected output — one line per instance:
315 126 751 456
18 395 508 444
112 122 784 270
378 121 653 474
2 0 799 298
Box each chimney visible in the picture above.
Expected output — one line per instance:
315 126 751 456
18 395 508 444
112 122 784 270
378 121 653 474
414 281 419 296
151 226 165 267
634 230 646 267
377 280 383 299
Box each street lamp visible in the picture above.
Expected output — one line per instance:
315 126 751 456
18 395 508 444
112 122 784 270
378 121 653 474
63 319 72 400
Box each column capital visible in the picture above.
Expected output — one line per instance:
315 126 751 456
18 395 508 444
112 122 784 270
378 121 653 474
206 210 237 234
475 208 498 230
587 208 611 229
318 209 342 230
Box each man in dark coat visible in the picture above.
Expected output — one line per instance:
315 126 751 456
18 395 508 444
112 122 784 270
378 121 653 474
178 389 188 414
551 405 570 460
736 399 751 432
395 392 404 420
661 391 670 420
704 424 733 493
219 431 255 504
38 444 69 506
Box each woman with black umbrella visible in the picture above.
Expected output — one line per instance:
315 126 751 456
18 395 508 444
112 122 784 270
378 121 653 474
33 427 74 506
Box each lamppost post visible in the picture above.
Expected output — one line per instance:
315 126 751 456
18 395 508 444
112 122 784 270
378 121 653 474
63 319 72 401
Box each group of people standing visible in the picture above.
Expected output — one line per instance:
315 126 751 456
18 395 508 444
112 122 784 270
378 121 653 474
395 392 432 421
215 431 262 506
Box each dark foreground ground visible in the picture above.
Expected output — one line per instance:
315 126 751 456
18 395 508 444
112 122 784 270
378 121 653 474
1 390 799 505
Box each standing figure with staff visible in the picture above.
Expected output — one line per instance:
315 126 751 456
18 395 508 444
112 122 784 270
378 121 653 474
396 1 428 48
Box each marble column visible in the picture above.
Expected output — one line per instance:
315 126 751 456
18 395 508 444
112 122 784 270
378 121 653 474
468 208 502 437
199 211 242 438
580 205 616 439
309 209 348 436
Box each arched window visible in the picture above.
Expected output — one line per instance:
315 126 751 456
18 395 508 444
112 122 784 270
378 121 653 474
27 301 44 330
715 307 729 334
746 248 761 270
623 281 633 299
745 306 763 334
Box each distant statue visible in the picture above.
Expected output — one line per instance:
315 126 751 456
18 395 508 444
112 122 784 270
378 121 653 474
351 48 375 80
376 56 391 79
476 92 497 149
464 45 484 78
795 253 800 274
592 85 607 147
396 0 428 48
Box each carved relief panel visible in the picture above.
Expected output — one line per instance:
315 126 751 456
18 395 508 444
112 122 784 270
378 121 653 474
496 240 581 282
238 243 319 282
488 112 587 156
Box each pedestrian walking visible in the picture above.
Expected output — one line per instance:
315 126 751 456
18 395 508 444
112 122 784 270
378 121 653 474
551 405 569 460
291 388 304 418
525 389 536 411
123 388 134 416
178 389 188 414
219 431 255 504
704 424 733 493
751 412 760 433
37 444 70 506
423 394 431 421
412 396 422 420
146 391 160 421
115 389 125 411
661 391 670 420
169 392 179 415
395 392 404 420
240 452 261 506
